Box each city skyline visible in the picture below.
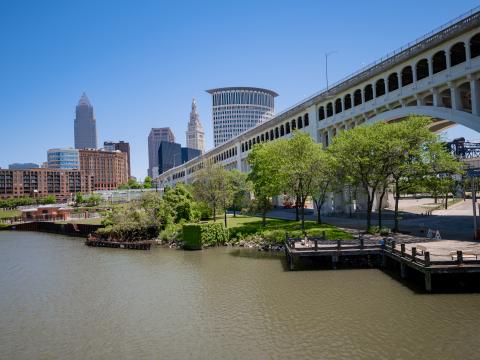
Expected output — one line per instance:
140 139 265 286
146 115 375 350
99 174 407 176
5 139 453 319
1 1 480 179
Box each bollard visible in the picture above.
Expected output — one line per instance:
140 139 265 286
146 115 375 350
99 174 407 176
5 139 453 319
457 250 463 265
412 247 417 261
401 243 405 257
424 251 430 267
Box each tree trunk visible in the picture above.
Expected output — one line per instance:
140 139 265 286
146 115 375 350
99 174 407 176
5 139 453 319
300 196 306 231
315 199 322 224
445 192 448 209
394 180 400 233
366 191 373 231
262 206 266 227
224 210 227 228
233 208 236 217
213 205 216 222
378 190 386 229
295 196 299 221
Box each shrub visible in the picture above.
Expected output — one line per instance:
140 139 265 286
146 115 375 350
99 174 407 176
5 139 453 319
260 229 287 245
182 223 228 250
159 224 183 243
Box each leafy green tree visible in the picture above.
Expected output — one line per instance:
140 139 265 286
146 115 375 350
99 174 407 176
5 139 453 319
228 170 251 217
330 122 400 230
310 149 338 224
163 183 197 223
37 195 56 205
75 193 84 206
247 141 283 227
143 176 152 189
193 163 233 226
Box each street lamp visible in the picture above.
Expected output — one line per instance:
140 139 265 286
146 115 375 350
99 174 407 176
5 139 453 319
325 50 338 91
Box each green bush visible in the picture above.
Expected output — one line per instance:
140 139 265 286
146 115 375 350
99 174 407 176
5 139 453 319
182 223 228 250
159 224 183 243
260 230 287 245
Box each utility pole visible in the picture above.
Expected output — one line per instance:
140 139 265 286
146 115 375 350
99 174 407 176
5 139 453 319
325 51 337 91
473 174 478 240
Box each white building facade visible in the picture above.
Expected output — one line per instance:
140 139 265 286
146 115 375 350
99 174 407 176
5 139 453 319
208 87 278 147
47 148 80 170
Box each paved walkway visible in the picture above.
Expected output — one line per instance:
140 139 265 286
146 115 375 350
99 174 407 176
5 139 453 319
266 199 479 242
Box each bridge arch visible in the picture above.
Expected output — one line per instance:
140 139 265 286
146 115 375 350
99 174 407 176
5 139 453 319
365 105 480 132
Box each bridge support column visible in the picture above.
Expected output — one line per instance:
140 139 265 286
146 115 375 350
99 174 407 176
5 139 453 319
431 88 440 107
470 77 480 116
449 84 461 110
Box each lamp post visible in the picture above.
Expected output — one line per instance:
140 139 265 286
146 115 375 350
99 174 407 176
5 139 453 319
325 50 338 91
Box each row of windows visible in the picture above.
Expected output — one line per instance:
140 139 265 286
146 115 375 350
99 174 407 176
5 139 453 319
241 113 310 153
213 147 238 163
319 33 480 120
212 91 274 107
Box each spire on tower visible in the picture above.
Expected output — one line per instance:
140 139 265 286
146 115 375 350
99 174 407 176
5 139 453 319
78 92 92 107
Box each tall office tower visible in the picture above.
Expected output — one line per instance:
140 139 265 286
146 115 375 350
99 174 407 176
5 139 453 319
47 148 80 170
186 98 205 153
207 87 278 147
148 128 175 177
74 92 98 149
103 141 131 178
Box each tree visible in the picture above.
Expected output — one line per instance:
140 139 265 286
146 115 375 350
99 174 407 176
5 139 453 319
310 150 338 224
118 178 142 190
229 170 251 217
247 141 284 227
329 122 400 230
163 183 197 223
143 176 152 189
193 163 233 226
279 132 325 230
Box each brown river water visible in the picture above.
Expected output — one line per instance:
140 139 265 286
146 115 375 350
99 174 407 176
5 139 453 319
0 231 479 360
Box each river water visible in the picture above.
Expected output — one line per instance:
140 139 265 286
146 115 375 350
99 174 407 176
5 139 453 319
0 231 479 360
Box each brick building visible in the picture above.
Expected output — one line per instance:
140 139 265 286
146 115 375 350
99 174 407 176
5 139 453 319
0 168 93 200
79 149 128 190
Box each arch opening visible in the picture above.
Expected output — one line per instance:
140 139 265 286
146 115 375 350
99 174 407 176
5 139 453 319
326 103 333 117
450 42 466 67
344 94 352 110
318 106 325 121
335 98 342 113
298 116 303 129
401 66 413 86
353 90 362 106
388 72 399 92
375 79 386 97
470 33 480 58
432 51 447 74
416 59 429 80
364 84 373 102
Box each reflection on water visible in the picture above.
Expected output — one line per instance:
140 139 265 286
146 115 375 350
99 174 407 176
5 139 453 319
1 231 480 360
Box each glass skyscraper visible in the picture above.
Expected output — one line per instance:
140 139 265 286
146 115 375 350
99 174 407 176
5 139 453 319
74 92 98 149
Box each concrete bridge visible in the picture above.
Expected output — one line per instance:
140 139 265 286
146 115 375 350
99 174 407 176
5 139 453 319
157 7 480 191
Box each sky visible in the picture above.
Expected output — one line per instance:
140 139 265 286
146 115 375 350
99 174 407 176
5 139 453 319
1 0 479 179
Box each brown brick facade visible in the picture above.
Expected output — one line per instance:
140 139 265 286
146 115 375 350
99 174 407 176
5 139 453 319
79 149 128 190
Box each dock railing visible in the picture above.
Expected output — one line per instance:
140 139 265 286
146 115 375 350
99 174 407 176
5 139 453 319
383 238 480 266
284 232 380 252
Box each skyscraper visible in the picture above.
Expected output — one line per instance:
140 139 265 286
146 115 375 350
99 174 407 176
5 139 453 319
207 87 277 147
74 92 98 149
148 128 175 177
186 98 205 153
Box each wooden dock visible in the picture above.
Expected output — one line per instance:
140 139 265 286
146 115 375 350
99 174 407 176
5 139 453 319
85 239 152 250
284 237 480 292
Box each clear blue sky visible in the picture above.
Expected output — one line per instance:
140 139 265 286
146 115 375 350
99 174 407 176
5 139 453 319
1 0 479 179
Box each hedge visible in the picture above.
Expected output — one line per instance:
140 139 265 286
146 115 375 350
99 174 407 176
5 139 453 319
182 223 228 250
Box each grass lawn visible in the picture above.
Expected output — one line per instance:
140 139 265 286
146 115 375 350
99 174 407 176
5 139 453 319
55 217 103 225
0 210 22 219
210 214 352 240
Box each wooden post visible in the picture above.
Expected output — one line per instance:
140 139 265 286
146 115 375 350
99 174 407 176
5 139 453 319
314 240 318 251
401 243 405 257
332 254 337 269
359 235 364 249
382 253 387 268
457 250 463 265
391 240 396 252
424 252 430 267
400 263 407 279
291 241 295 249
337 240 341 249
289 255 295 271
412 247 417 262
425 271 432 292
